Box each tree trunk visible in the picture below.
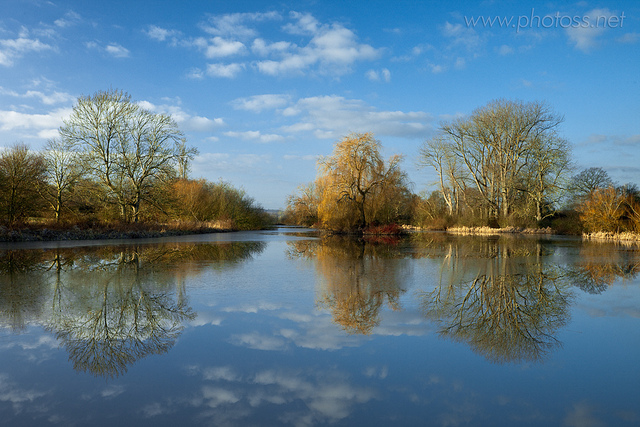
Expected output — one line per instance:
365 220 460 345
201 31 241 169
55 189 62 222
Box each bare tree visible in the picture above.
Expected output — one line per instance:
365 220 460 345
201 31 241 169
522 136 573 221
59 89 193 222
42 138 84 221
421 100 569 224
418 136 463 216
567 167 614 205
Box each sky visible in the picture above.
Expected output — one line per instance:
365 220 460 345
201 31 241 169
0 0 639 209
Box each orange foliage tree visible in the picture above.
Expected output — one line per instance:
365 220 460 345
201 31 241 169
578 186 628 232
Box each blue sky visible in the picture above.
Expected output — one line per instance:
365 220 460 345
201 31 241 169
1 0 638 209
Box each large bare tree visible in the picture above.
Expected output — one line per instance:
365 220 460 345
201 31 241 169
59 89 194 221
420 100 570 224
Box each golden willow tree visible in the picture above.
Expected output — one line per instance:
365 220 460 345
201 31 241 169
287 133 411 231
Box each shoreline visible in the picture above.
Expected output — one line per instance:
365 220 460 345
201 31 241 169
444 226 555 235
0 223 234 243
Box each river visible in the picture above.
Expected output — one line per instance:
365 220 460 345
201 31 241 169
1 227 638 426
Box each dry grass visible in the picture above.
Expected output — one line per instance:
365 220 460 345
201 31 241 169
446 226 554 235
582 231 640 245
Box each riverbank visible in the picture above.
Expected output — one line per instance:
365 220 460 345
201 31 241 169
582 231 640 244
435 226 640 244
445 226 555 235
0 220 234 242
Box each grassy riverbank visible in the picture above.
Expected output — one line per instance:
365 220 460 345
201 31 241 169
0 220 236 242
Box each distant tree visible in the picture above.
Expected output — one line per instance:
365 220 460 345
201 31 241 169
0 143 47 223
285 182 322 226
59 89 194 222
176 140 198 180
567 167 614 205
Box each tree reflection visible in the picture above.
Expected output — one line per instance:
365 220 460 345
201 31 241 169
0 241 264 378
47 265 194 378
419 236 573 363
565 242 640 294
0 250 49 332
289 237 408 335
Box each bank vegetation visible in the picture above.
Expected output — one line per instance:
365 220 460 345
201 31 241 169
0 89 271 241
284 99 640 240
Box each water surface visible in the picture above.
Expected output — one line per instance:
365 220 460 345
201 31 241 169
1 228 639 426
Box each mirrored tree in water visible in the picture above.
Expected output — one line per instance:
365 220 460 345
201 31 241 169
0 241 265 378
564 242 640 294
417 235 574 364
289 236 409 334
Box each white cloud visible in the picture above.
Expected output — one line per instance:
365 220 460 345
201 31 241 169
200 386 241 407
0 35 53 67
251 38 293 56
563 401 604 427
201 12 282 38
251 369 376 421
442 22 482 51
254 13 381 76
365 68 391 82
202 366 239 382
230 94 290 112
282 11 320 36
86 41 130 58
429 64 445 74
0 373 49 411
279 95 434 139
196 36 246 58
186 68 205 79
206 62 244 78
0 87 75 105
54 11 82 28
147 12 380 79
137 100 225 132
497 45 514 55
230 332 287 351
224 130 285 143
0 107 71 133
566 8 614 52
105 43 130 58
145 25 181 42
366 69 379 81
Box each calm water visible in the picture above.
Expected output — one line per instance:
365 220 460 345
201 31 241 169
1 228 639 426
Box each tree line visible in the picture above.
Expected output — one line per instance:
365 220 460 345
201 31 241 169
0 89 270 230
284 99 640 235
